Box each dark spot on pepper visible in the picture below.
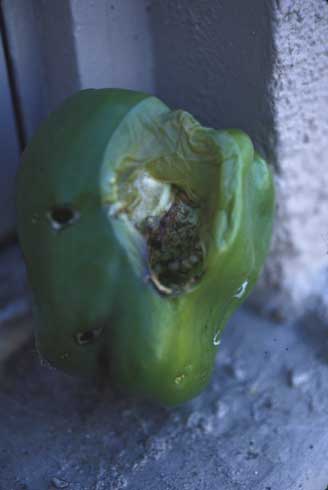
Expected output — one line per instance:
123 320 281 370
75 326 104 345
49 206 78 230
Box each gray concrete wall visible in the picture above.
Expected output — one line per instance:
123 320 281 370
2 0 80 141
149 0 276 162
1 0 154 141
1 0 328 321
260 0 328 320
146 0 328 321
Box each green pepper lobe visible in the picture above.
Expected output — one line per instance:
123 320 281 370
17 89 274 405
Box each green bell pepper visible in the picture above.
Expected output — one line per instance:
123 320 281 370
16 88 274 405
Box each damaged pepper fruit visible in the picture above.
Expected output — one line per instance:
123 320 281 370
16 88 274 405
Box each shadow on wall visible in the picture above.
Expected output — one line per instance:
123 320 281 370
148 0 277 163
2 0 80 143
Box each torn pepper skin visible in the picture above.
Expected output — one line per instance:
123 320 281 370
16 89 275 406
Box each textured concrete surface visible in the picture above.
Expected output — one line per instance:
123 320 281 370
255 0 328 320
1 307 328 490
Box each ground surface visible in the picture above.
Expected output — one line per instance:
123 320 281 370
1 307 328 490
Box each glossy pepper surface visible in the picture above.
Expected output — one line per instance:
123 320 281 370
17 89 275 405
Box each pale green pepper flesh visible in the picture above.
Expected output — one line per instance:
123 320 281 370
16 89 274 405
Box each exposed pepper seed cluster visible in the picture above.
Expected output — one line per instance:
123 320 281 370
140 190 204 294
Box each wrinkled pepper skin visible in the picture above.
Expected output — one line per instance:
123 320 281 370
17 89 274 405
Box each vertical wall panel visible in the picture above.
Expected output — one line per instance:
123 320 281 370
2 0 155 143
70 0 155 92
0 31 20 240
2 0 80 141
148 0 276 162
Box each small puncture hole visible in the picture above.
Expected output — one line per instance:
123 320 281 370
49 206 78 230
51 207 74 224
75 326 104 345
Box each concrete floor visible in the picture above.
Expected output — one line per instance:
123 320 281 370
1 307 328 490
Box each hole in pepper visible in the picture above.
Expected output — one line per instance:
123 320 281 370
75 326 104 345
49 206 79 230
